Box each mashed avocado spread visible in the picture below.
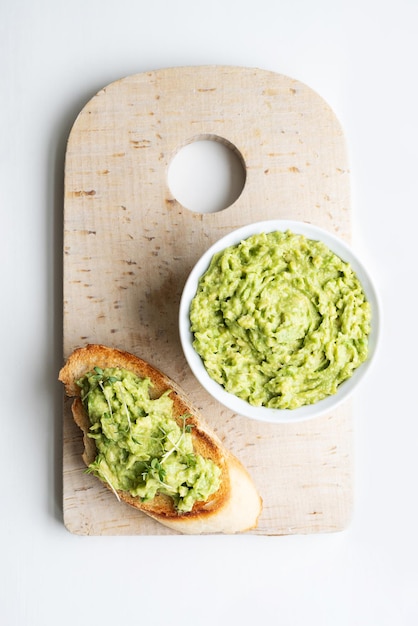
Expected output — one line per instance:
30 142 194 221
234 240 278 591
77 367 221 512
190 230 371 410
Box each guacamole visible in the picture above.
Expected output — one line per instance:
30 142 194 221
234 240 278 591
77 367 221 512
190 230 371 410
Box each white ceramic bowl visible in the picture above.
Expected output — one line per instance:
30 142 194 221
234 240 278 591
179 220 380 423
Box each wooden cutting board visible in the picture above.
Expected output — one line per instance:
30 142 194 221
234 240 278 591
63 66 353 535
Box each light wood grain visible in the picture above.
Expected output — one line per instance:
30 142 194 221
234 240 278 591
63 66 353 535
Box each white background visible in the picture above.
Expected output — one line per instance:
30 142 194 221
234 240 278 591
2 1 417 624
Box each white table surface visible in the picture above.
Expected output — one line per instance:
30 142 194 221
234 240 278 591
2 1 417 624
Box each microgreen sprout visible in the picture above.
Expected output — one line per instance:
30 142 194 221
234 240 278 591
80 367 119 403
98 380 113 418
151 458 166 481
116 380 132 432
86 463 121 502
159 413 194 464
141 458 172 488
103 474 121 502
181 413 194 434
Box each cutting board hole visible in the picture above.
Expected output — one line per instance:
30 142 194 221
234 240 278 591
167 137 246 213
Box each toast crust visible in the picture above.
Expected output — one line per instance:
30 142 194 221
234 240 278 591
59 344 262 534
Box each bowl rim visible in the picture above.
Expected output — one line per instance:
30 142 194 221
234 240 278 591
179 219 381 423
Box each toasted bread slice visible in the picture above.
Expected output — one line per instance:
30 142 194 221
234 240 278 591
59 344 262 534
